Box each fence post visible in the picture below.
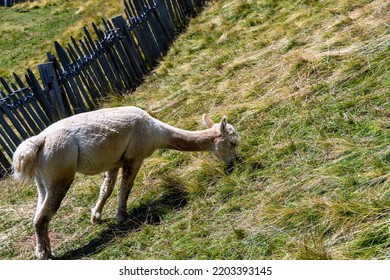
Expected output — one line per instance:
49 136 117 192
38 62 66 121
112 15 145 82
0 149 11 178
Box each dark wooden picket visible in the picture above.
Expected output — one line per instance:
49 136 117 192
0 0 205 178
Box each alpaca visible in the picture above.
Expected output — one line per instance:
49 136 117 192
12 106 240 259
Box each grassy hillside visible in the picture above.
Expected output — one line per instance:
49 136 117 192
0 0 123 79
0 0 389 259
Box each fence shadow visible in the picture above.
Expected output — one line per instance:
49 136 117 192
58 185 188 260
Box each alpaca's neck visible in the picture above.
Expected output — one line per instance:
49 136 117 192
157 121 216 152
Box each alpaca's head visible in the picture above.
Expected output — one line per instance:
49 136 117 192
203 114 240 173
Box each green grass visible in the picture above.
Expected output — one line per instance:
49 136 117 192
0 0 389 259
0 0 123 79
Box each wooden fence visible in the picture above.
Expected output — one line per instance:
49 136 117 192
0 0 205 178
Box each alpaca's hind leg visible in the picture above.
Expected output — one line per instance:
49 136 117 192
116 158 143 224
35 180 46 213
91 168 119 224
34 178 73 259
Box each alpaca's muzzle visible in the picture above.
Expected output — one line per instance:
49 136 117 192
224 154 242 174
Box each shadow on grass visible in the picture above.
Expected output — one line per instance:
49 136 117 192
58 185 187 260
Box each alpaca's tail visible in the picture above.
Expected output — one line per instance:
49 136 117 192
12 135 45 183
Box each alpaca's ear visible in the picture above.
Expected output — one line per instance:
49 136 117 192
220 116 228 134
202 114 214 128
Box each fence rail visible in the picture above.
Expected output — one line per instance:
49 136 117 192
0 0 205 178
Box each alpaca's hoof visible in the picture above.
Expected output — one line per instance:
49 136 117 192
36 249 55 260
116 212 129 226
91 211 101 225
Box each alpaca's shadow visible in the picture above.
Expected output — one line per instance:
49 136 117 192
58 185 187 260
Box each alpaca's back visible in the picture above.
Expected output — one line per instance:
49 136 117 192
15 106 159 179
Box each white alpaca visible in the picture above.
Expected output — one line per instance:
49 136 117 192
12 106 240 259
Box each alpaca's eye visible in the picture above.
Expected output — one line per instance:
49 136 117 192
230 142 237 148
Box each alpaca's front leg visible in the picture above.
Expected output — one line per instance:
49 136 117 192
117 158 143 224
91 168 119 224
